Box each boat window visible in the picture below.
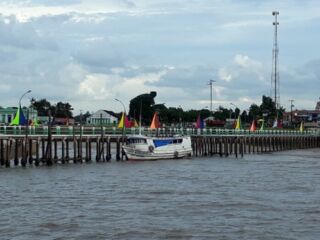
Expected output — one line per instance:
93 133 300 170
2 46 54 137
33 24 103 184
128 138 146 144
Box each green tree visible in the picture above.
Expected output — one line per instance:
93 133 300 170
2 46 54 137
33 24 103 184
31 98 73 118
249 104 261 121
31 98 51 116
129 91 157 125
54 102 73 118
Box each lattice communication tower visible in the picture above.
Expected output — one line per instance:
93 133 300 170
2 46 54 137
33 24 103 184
271 11 280 110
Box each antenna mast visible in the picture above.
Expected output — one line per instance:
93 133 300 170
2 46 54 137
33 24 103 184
271 11 280 111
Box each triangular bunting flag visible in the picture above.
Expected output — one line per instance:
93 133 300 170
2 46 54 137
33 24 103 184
258 119 265 131
133 119 139 128
117 112 125 128
125 115 131 128
235 116 241 130
196 114 204 129
10 106 27 126
299 121 304 132
150 112 160 129
249 120 256 132
272 119 278 128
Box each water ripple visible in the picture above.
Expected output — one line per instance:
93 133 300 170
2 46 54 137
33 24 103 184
0 149 320 239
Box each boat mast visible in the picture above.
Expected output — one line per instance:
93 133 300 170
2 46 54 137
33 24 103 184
139 100 142 135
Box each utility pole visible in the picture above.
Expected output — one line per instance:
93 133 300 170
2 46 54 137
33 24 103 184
271 11 280 111
208 80 216 115
289 99 294 127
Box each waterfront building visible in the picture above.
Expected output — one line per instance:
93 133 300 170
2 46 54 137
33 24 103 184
0 107 38 125
86 110 119 126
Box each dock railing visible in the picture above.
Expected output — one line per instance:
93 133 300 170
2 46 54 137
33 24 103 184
0 125 318 137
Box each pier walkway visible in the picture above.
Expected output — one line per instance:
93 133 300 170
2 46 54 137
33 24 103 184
0 126 319 168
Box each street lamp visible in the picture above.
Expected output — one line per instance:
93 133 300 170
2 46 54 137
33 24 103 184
115 98 127 129
208 80 216 115
19 90 32 107
178 105 182 128
115 98 126 114
289 99 294 127
230 103 239 118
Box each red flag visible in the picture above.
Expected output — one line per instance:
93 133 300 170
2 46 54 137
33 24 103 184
249 120 256 132
125 115 132 128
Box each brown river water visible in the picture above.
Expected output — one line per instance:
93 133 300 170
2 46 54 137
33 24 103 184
0 149 319 239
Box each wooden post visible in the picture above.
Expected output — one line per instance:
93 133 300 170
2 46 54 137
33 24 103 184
54 139 58 163
222 137 227 157
41 138 45 163
89 138 92 162
73 137 77 163
61 138 65 164
240 137 244 158
219 138 223 157
95 137 100 162
66 138 70 162
116 138 120 161
5 139 10 167
78 138 83 163
21 138 27 167
0 139 4 166
106 137 111 161
14 139 19 166
85 138 89 163
234 137 238 158
28 138 33 165
35 138 40 166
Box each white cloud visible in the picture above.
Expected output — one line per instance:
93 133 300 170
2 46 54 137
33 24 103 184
78 73 111 99
234 54 262 69
218 68 233 82
0 1 319 113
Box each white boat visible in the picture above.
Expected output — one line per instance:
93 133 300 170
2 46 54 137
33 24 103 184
123 135 192 161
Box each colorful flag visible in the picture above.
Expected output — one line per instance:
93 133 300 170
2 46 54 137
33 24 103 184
125 115 131 128
249 120 256 132
10 106 27 126
258 119 265 131
31 118 39 127
235 116 241 130
150 112 160 129
132 119 139 128
196 114 204 129
117 112 125 128
299 121 304 132
272 119 278 128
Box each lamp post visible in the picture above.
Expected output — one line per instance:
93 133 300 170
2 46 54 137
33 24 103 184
19 90 32 108
115 98 126 122
178 105 182 128
79 110 83 162
19 90 31 167
115 98 126 155
289 99 294 127
208 80 216 115
230 103 239 118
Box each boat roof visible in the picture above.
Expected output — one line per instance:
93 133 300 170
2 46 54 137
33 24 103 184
127 134 188 140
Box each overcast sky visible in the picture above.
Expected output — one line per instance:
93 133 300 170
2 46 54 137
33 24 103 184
0 0 319 113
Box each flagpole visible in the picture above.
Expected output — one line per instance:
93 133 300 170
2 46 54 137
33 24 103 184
139 100 142 135
115 99 126 158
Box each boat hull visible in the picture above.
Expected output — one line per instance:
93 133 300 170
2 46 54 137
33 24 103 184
123 146 192 161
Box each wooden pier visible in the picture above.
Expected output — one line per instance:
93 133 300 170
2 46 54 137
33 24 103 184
0 134 319 167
